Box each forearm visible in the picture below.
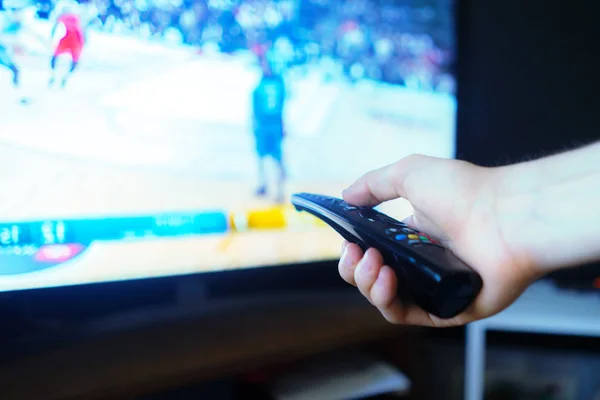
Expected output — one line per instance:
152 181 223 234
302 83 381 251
495 141 600 273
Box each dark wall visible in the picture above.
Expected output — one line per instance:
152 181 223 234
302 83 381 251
456 0 600 166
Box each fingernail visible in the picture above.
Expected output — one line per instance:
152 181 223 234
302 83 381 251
340 246 351 267
356 248 373 273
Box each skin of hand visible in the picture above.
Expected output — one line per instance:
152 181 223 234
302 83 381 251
338 154 545 328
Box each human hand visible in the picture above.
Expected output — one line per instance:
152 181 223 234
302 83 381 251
338 155 543 327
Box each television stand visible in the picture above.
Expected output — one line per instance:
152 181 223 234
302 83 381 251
465 280 600 400
0 289 424 399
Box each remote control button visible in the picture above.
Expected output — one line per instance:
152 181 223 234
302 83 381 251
378 215 404 225
386 221 407 229
407 234 419 240
421 242 443 249
409 240 442 248
385 227 401 235
358 209 378 220
394 234 407 241
343 206 358 212
359 208 406 226
360 214 378 223
419 233 441 245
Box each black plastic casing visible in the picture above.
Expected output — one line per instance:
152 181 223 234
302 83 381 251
292 193 483 319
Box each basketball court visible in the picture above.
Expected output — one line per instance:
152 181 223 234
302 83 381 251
0 23 454 290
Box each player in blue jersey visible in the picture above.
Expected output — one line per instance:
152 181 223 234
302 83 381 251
0 9 25 102
0 42 19 84
252 57 287 203
1 5 48 103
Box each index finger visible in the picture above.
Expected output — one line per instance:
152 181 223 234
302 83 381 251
342 154 428 207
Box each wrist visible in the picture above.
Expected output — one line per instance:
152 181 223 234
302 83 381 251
494 159 600 275
492 166 543 276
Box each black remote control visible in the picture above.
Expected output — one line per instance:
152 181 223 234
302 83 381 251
291 192 483 319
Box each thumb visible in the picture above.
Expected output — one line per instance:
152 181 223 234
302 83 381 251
402 215 417 228
403 213 451 248
342 154 430 207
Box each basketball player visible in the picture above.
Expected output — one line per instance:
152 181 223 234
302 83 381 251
49 3 84 88
0 29 20 92
252 57 287 204
268 36 295 76
0 7 36 103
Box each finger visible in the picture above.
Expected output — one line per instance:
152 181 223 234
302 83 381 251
403 214 450 248
338 242 363 286
369 265 407 323
342 154 429 207
341 239 350 251
402 215 417 229
370 266 458 327
354 248 384 301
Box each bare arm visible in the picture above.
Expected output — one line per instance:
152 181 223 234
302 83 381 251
337 141 600 327
496 140 600 272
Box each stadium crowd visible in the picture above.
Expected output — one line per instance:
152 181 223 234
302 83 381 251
29 0 456 91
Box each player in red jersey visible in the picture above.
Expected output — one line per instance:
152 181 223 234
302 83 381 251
49 5 85 88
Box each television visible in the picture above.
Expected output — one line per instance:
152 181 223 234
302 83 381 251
0 0 458 295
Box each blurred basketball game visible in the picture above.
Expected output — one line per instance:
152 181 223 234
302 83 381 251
0 0 457 291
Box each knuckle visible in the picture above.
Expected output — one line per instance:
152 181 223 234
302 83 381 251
380 309 401 324
362 169 378 183
402 153 424 164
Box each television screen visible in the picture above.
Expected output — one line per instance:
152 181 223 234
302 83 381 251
0 0 457 292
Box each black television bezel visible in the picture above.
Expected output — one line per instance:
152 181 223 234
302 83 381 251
0 0 467 335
